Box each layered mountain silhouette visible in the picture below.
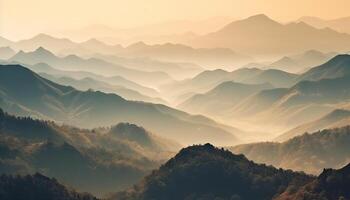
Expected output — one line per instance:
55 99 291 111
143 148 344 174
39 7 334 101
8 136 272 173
297 54 350 82
161 67 297 102
227 55 350 129
298 15 350 34
27 62 160 97
190 14 350 56
1 33 252 70
178 81 273 119
0 47 16 60
231 126 350 174
111 144 313 200
93 54 203 80
39 73 166 104
276 109 350 142
0 173 98 200
8 47 172 88
119 42 252 69
0 64 241 146
269 50 336 73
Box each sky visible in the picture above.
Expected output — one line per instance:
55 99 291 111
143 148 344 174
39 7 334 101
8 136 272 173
1 0 350 40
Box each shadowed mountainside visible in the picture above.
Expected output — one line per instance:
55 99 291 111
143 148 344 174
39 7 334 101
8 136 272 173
111 144 313 200
231 126 350 174
0 64 242 146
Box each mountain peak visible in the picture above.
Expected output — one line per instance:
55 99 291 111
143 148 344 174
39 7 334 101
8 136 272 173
127 41 148 49
247 14 272 21
33 46 56 57
32 33 55 40
220 14 281 32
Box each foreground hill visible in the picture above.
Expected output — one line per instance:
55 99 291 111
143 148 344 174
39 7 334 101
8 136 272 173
0 108 180 196
231 126 350 174
0 173 97 200
276 163 350 200
0 64 240 146
190 14 350 56
111 144 312 200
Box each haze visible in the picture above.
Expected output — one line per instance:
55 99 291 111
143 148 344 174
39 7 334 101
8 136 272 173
1 0 350 40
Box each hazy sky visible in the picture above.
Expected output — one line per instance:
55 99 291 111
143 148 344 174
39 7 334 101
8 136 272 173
1 0 350 40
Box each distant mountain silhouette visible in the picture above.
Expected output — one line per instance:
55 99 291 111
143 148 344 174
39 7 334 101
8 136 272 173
0 173 97 200
111 143 312 200
93 54 203 80
276 162 350 200
162 67 296 105
28 63 160 97
0 47 16 60
0 64 241 146
120 42 252 69
229 59 350 129
39 73 166 104
58 17 233 44
276 109 350 142
269 50 337 73
190 14 350 56
298 15 350 34
237 79 347 127
298 54 350 82
178 81 273 120
9 47 173 87
1 33 252 70
232 126 350 175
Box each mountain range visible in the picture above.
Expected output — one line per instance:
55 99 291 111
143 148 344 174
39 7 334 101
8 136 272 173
298 16 350 34
161 67 297 104
8 47 172 88
26 62 160 98
276 109 350 142
0 33 253 70
231 126 350 175
178 81 273 120
268 50 337 73
190 14 350 57
0 64 242 146
217 55 350 131
39 73 166 104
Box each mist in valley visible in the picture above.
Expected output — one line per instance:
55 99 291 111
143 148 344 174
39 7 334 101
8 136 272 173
1 1 350 199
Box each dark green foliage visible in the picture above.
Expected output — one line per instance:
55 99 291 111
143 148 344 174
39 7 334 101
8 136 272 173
276 163 350 200
0 108 160 196
0 173 98 200
112 144 313 200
